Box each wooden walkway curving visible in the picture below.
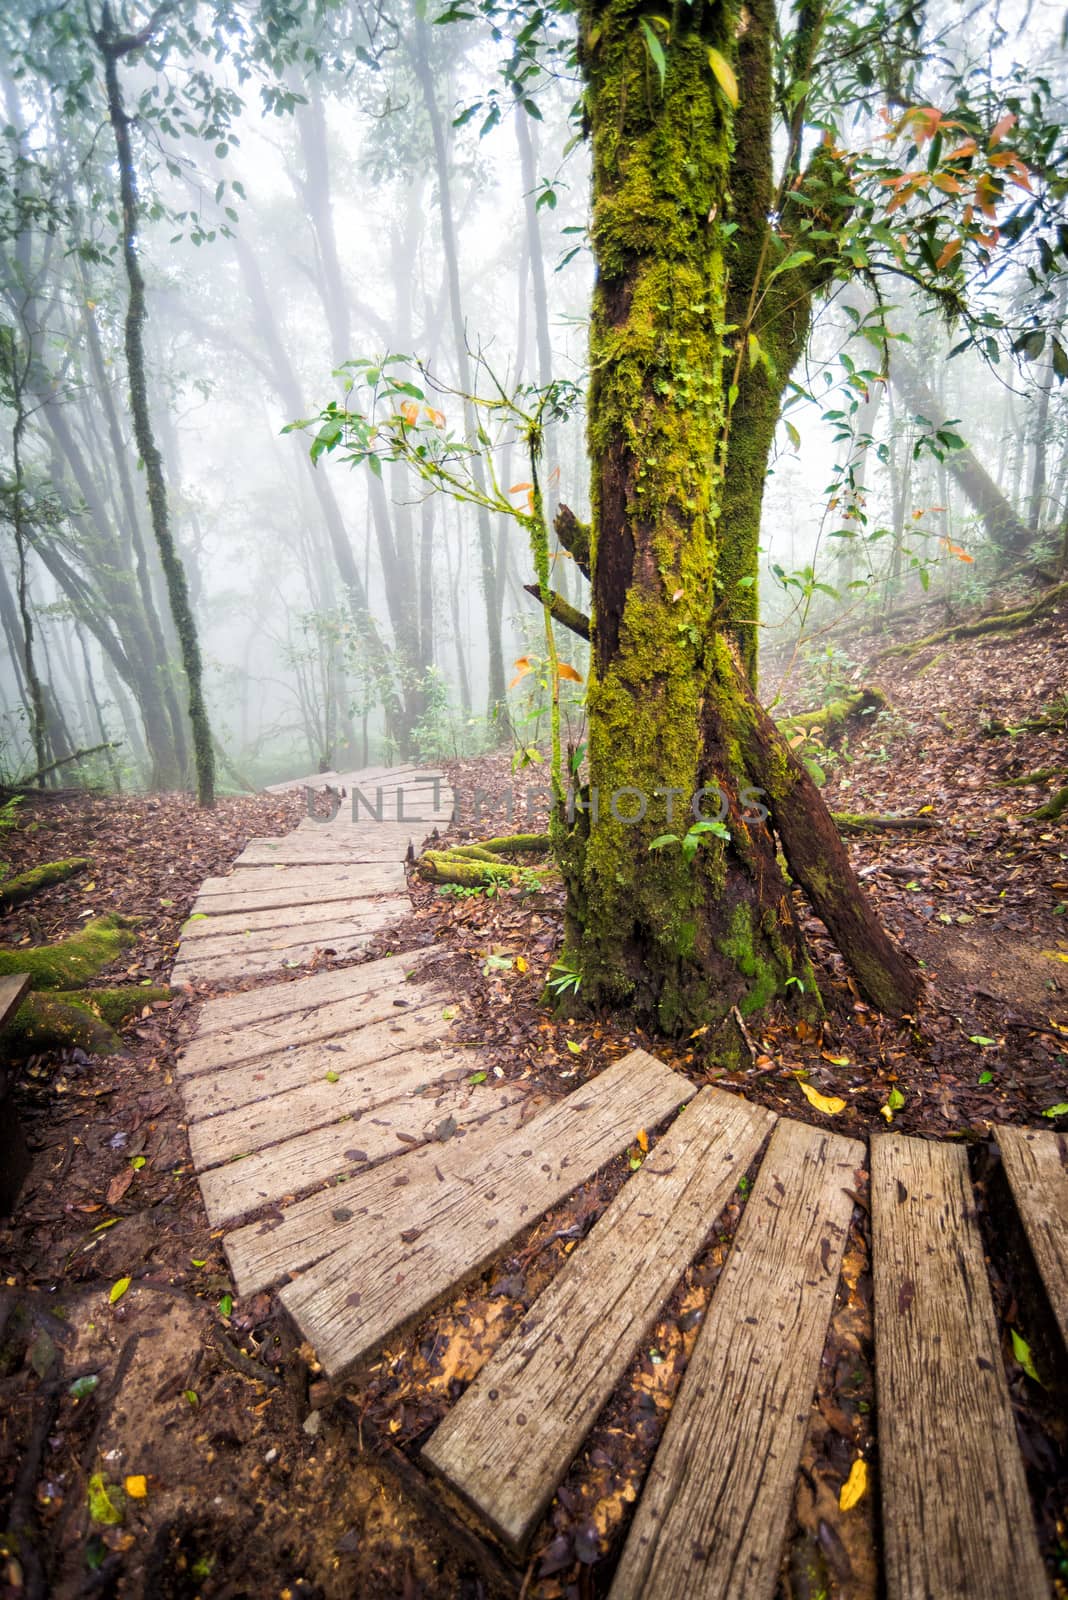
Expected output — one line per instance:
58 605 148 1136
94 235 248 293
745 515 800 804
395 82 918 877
173 766 1066 1599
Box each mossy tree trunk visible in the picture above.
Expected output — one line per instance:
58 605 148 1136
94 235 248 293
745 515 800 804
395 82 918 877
561 0 920 1039
97 3 215 808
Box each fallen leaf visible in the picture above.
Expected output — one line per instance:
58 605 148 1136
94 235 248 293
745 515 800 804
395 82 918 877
1011 1328 1042 1384
109 1277 131 1304
839 1457 868 1512
88 1474 123 1526
124 1476 148 1500
799 1082 846 1116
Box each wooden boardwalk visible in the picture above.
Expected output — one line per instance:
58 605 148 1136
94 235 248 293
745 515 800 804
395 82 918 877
174 766 1065 1598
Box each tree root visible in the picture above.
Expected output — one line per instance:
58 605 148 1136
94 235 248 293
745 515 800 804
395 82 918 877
995 766 1068 787
777 687 886 742
832 813 941 834
0 985 170 1059
1029 784 1068 823
0 857 91 909
0 914 139 988
872 581 1068 664
418 834 553 888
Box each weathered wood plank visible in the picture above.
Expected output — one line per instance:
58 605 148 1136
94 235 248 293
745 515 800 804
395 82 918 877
424 1087 777 1553
171 931 383 985
188 953 435 1037
180 1009 455 1121
179 895 408 941
174 905 401 963
236 829 420 866
0 973 31 1029
198 1073 522 1227
225 1091 548 1296
279 1050 695 1379
609 1119 863 1600
187 1026 467 1164
871 1133 1047 1600
178 980 445 1077
996 1124 1068 1349
194 864 406 910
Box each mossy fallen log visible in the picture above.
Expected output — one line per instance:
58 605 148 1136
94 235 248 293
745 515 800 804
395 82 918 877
0 914 138 989
0 857 91 909
0 985 170 1058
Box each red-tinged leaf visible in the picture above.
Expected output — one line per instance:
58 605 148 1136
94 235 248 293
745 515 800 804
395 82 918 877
106 1168 134 1206
989 111 1016 147
509 482 533 494
556 662 583 683
399 400 419 426
424 406 446 428
930 172 965 194
936 236 962 269
945 138 978 161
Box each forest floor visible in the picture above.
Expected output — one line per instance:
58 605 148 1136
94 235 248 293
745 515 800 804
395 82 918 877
1 588 1066 1600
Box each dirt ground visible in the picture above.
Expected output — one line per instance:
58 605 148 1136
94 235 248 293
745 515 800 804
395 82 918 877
1 590 1066 1599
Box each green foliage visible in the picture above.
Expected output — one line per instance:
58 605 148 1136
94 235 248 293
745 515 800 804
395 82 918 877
649 818 732 865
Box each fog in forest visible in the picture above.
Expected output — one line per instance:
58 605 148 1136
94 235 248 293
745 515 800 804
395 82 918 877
1 0 1065 791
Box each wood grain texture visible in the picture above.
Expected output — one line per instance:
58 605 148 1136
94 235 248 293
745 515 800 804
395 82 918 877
279 1050 695 1378
0 973 31 1028
180 1011 456 1122
871 1133 1047 1600
198 1076 523 1227
178 981 445 1077
189 953 434 1039
178 897 410 941
609 1119 863 1600
193 864 406 911
171 921 397 984
423 1087 777 1552
187 1031 472 1166
996 1124 1068 1348
225 1092 548 1296
236 828 420 866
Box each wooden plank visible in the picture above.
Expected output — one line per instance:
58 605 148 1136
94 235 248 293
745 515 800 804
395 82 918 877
187 1026 467 1164
0 974 31 1029
194 864 406 910
198 1073 523 1227
871 1133 1047 1600
179 895 409 940
279 1049 695 1379
225 1091 548 1296
175 904 402 959
236 829 419 866
171 930 383 985
177 979 446 1077
423 1087 777 1553
996 1124 1068 1348
180 1008 455 1120
189 953 435 1037
609 1119 863 1600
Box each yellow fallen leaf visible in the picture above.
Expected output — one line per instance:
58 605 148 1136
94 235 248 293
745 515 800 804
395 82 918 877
799 1082 846 1116
917 805 934 814
109 1277 131 1304
1041 950 1068 964
516 955 528 974
636 1128 649 1153
839 1457 868 1511
821 1052 850 1066
124 1475 147 1500
880 1104 893 1123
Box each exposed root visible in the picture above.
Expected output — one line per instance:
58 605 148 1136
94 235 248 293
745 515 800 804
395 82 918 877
1029 784 1068 823
777 687 886 743
417 834 553 889
832 813 941 835
872 581 1068 664
0 857 91 908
